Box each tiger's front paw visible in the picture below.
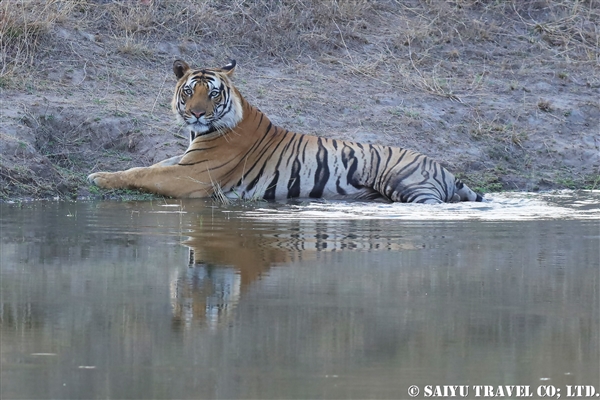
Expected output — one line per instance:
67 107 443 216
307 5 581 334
87 171 122 189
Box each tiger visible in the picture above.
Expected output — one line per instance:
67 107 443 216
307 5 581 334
88 60 484 203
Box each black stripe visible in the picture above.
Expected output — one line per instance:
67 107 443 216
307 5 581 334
184 146 217 154
309 138 330 198
263 171 279 200
196 69 215 77
234 118 272 184
206 155 243 171
178 159 209 166
301 137 309 163
341 145 362 189
377 147 399 189
235 123 283 186
246 164 266 192
287 158 301 198
278 134 299 167
430 163 445 201
198 133 223 143
262 134 302 198
188 125 219 141
278 136 305 197
243 129 290 192
369 144 381 179
387 160 423 199
335 177 346 195
403 186 428 203
341 145 352 169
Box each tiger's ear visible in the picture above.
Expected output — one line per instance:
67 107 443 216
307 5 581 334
173 60 190 80
220 60 236 76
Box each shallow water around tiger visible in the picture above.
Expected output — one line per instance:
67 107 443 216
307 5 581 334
1 192 599 399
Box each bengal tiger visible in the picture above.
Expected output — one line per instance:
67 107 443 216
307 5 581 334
88 60 484 203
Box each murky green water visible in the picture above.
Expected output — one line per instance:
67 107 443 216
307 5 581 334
1 192 599 399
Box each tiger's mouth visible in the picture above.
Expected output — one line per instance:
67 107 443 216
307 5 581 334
186 119 212 131
188 121 219 140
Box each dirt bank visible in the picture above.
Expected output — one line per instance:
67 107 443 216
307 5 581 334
1 0 598 201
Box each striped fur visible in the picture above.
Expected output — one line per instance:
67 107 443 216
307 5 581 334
88 60 484 204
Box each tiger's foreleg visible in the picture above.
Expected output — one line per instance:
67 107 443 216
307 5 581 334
87 165 214 198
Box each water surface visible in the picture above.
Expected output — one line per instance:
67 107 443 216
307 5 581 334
1 192 599 399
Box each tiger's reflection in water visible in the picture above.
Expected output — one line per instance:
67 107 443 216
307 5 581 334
169 216 420 330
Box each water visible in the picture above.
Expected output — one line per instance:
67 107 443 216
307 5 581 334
1 192 599 399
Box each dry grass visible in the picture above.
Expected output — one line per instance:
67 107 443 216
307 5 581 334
2 0 597 80
0 0 81 78
0 0 384 82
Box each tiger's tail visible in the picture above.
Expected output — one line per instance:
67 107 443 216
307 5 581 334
454 178 485 202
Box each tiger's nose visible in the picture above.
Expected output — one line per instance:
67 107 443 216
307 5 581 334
190 110 205 118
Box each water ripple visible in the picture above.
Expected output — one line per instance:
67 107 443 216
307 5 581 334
241 191 600 221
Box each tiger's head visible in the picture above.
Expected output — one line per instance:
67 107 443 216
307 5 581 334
171 60 243 141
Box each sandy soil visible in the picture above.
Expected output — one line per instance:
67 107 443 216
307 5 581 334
1 1 598 200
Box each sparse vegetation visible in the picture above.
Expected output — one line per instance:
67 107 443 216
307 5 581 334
457 170 505 194
1 0 598 200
